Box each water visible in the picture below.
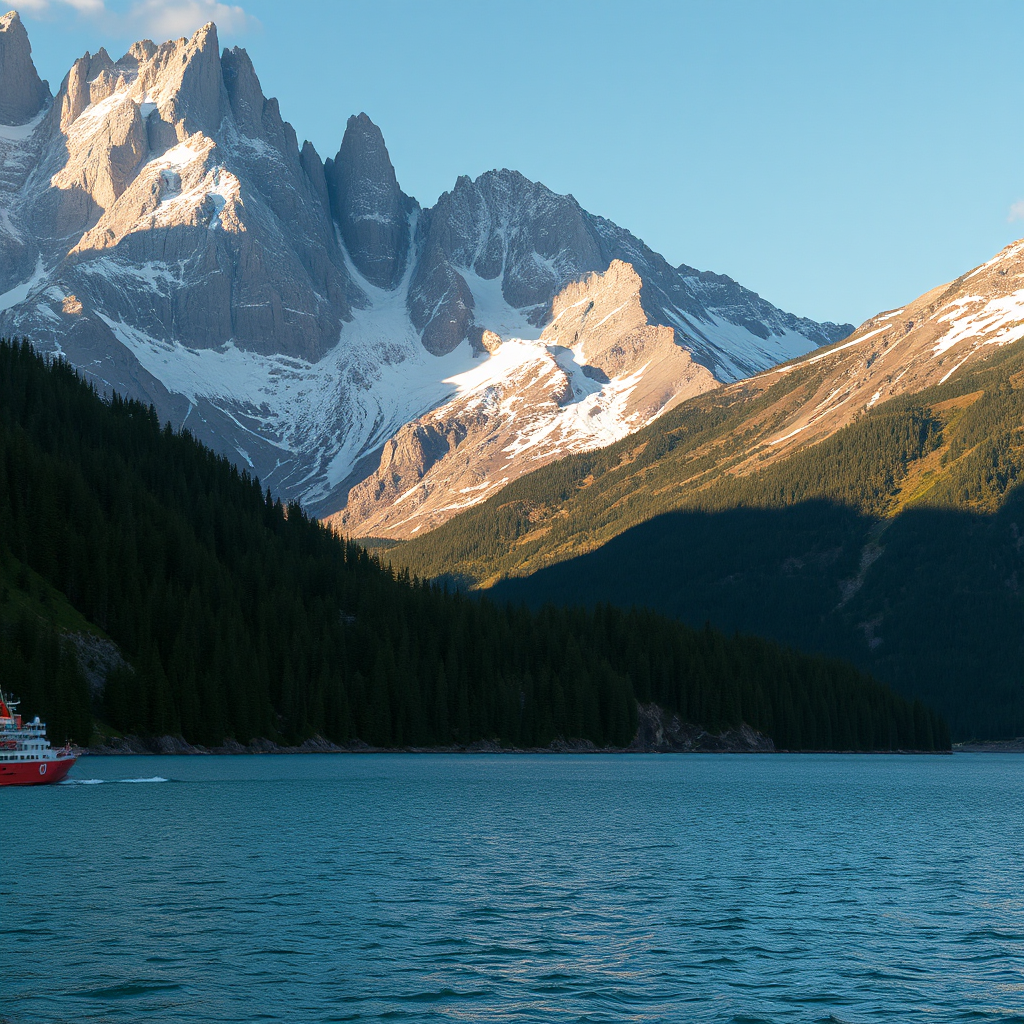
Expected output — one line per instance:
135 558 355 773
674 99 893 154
2 753 1023 1023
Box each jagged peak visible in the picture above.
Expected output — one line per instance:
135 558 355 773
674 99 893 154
0 8 49 125
336 112 395 169
441 167 581 213
221 44 265 132
128 39 157 62
327 110 412 290
348 111 378 131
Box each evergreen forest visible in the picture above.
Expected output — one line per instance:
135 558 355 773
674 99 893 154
0 339 948 751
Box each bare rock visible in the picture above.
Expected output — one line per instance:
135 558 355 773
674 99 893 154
63 631 129 699
630 703 775 753
326 112 415 289
334 261 717 540
0 11 49 126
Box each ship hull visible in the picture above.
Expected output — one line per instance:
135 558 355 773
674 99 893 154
0 756 76 786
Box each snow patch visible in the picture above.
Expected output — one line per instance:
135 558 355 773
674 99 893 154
151 141 206 172
932 290 1024 357
0 106 47 142
461 268 544 341
771 331 879 375
964 241 1024 281
0 256 45 311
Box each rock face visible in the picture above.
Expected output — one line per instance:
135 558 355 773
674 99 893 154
333 261 719 539
325 113 415 290
630 704 776 752
0 19 853 536
0 11 48 126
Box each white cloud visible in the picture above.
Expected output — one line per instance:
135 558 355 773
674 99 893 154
127 1 258 38
18 0 107 15
1010 200 1024 223
18 0 259 38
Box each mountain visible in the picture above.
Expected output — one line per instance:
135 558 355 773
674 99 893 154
0 339 949 752
388 240 1024 738
0 13 850 533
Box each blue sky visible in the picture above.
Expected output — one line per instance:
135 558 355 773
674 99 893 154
15 0 1024 326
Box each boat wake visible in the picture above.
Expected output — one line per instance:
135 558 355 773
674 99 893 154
59 777 170 785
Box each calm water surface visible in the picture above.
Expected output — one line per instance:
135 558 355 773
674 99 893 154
2 753 1022 1023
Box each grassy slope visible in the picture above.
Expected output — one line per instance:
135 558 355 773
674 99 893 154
392 342 1024 585
0 552 103 638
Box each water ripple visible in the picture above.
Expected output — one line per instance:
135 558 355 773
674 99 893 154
3 753 1024 1023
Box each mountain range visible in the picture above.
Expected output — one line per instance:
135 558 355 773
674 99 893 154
0 11 849 533
2 11 1021 741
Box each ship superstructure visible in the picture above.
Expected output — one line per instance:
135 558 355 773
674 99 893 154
0 689 76 785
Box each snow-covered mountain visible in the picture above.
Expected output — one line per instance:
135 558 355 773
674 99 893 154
0 13 852 532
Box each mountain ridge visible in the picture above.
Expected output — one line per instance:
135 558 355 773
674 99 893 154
388 237 1024 582
0 12 851 532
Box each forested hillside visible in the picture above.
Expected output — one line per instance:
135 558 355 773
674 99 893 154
0 340 947 751
394 342 1024 739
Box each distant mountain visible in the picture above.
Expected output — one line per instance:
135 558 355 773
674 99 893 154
0 13 850 531
389 240 1024 738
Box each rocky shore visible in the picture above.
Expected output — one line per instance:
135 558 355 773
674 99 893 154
78 703 950 756
953 738 1024 752
81 704 777 756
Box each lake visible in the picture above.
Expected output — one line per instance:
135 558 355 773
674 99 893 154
2 753 1022 1023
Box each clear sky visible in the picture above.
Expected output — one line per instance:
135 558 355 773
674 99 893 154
14 0 1024 326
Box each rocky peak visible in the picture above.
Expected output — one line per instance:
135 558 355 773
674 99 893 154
325 112 413 289
220 45 266 135
429 169 603 303
58 48 128 131
134 22 225 141
0 10 49 125
299 139 330 206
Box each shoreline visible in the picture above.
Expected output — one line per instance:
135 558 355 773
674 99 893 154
953 738 1024 753
76 706 957 756
77 737 952 757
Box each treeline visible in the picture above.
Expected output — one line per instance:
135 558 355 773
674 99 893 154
0 339 948 750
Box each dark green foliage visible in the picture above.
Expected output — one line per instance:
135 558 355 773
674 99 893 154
0 339 947 750
0 602 91 745
493 500 1021 741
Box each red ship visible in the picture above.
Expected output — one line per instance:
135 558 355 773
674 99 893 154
0 688 77 786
